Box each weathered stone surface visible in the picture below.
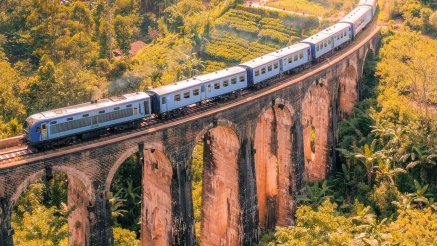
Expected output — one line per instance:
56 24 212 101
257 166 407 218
201 126 242 246
68 175 91 246
254 104 294 230
339 64 358 120
302 82 330 181
141 149 173 245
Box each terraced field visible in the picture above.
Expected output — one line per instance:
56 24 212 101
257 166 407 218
203 5 319 71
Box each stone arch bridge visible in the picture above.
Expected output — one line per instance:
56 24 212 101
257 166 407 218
0 27 380 245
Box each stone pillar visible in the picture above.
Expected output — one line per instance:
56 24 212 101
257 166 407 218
200 126 242 246
0 198 13 246
89 189 113 246
140 149 173 246
68 176 91 246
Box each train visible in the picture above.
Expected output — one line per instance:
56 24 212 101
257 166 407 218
23 0 377 147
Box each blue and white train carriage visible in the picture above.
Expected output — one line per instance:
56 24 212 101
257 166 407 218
340 6 373 37
300 32 335 61
147 66 247 114
266 43 311 74
24 92 152 145
239 55 281 85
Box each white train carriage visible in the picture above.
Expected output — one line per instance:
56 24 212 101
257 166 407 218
359 0 378 15
239 55 281 86
147 66 247 114
320 23 352 49
300 32 334 60
340 6 373 37
267 43 311 74
25 92 152 144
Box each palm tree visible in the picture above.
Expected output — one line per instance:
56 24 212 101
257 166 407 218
374 159 407 185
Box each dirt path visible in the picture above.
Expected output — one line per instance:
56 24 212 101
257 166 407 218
243 0 323 21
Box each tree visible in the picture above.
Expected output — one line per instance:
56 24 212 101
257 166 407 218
114 14 139 55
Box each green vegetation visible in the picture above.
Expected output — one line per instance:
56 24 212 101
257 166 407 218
191 142 204 244
265 0 357 18
260 1 437 242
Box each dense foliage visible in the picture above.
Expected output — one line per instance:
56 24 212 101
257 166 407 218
261 3 437 243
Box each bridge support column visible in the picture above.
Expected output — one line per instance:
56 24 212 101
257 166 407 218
89 189 113 246
0 198 13 246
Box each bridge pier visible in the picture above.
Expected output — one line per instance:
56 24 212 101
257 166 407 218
0 198 13 246
89 189 113 246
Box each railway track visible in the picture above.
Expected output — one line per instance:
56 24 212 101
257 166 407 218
0 23 380 165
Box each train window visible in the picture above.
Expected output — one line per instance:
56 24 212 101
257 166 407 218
114 107 120 111
162 97 166 104
99 110 105 114
268 65 272 72
193 88 200 96
294 54 298 61
231 77 237 84
174 94 181 101
324 41 327 47
300 51 304 59
288 55 293 63
208 84 212 92
201 85 206 92
255 70 260 77
274 63 278 69
126 104 132 108
41 124 47 130
50 121 57 125
67 117 73 121
223 79 229 87
82 114 89 117
184 91 190 98
214 82 220 89
328 39 331 45
261 68 266 74
239 75 245 82
316 45 319 51
344 30 347 36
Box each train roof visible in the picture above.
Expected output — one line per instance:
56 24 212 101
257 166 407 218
340 6 372 24
147 66 246 96
27 92 150 121
267 43 310 58
320 23 351 35
196 66 246 82
240 54 279 69
300 31 333 44
358 0 377 7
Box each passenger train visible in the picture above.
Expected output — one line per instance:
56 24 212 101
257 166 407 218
23 0 377 147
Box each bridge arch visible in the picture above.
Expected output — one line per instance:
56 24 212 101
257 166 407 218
254 98 296 230
302 81 330 181
105 143 173 245
10 166 95 246
338 64 358 120
192 124 242 245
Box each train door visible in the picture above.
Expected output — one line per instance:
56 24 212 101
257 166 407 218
279 58 284 73
144 100 150 116
40 123 48 141
200 85 207 100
